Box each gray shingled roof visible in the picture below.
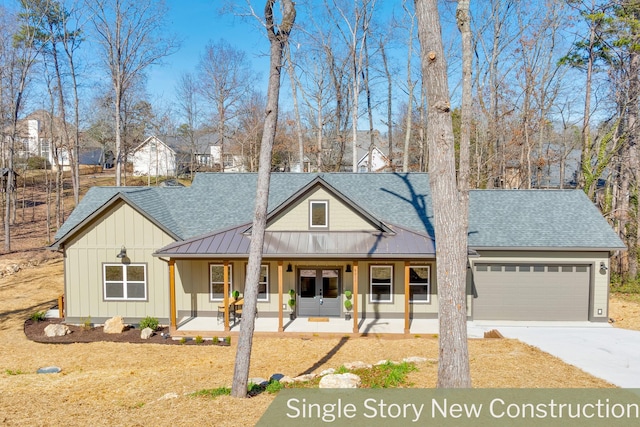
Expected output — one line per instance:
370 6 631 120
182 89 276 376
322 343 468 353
52 172 624 251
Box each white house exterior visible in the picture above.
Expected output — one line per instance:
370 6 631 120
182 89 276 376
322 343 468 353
132 136 177 177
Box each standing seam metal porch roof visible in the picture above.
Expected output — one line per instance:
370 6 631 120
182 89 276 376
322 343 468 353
154 222 436 258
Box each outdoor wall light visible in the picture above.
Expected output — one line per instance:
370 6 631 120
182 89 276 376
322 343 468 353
116 245 127 259
346 264 352 273
286 263 293 272
600 261 608 271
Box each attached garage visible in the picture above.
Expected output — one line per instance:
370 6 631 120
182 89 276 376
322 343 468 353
472 263 591 321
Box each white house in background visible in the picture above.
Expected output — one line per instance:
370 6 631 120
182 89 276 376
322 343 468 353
209 142 245 172
15 111 72 170
356 145 390 172
132 136 177 177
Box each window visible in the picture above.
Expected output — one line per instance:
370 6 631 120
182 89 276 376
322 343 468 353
258 265 269 301
103 264 147 301
242 264 269 301
223 154 234 167
409 266 430 303
370 265 392 302
309 201 328 228
210 264 233 301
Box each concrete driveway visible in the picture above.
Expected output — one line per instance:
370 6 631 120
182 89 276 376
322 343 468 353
470 322 640 388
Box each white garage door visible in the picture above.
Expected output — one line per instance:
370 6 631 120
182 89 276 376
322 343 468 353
472 263 591 321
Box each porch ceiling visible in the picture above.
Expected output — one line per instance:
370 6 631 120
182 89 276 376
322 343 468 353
154 223 436 259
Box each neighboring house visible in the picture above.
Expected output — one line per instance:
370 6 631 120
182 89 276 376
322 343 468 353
14 110 73 170
11 110 104 171
131 136 177 177
323 130 394 172
356 145 390 172
50 173 624 335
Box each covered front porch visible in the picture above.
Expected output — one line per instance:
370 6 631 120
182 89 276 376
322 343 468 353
172 314 442 337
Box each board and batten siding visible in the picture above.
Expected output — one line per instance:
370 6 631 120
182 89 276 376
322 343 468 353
175 260 297 317
63 201 175 324
470 250 610 321
268 188 375 231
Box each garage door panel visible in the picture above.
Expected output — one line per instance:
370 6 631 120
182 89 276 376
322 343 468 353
473 264 590 321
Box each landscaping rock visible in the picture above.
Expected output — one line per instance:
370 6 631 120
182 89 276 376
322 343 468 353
402 356 427 364
249 377 269 387
270 373 285 382
157 392 178 401
343 361 371 370
318 368 335 376
278 375 295 384
293 373 317 382
44 324 70 337
103 316 125 334
37 366 61 374
140 327 154 339
319 373 361 389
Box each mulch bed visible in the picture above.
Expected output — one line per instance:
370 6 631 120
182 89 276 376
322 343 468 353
24 318 226 346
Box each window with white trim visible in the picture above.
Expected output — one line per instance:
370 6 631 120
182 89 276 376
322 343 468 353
310 200 328 228
210 264 233 301
258 265 269 301
370 265 393 302
409 266 430 303
103 264 147 301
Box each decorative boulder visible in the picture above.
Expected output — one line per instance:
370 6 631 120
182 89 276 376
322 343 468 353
44 324 70 337
103 316 125 334
319 373 361 389
140 327 154 339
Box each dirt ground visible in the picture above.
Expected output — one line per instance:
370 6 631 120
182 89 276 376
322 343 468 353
0 172 635 426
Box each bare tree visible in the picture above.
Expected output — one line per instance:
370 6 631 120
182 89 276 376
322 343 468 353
231 0 295 398
175 72 203 180
198 39 255 172
87 0 177 186
3 4 42 252
415 0 471 388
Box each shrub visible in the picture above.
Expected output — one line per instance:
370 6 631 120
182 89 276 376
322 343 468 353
195 335 204 345
180 337 187 344
139 316 159 331
266 380 283 394
31 311 46 322
224 336 231 345
81 316 92 330
26 156 50 170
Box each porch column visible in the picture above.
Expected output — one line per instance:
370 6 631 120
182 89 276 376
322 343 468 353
223 260 230 332
352 261 359 334
404 261 410 334
278 261 284 332
169 259 176 329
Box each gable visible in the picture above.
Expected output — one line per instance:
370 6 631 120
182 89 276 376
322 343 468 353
267 184 384 232
65 199 175 250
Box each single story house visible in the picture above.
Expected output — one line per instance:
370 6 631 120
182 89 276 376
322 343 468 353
50 173 624 335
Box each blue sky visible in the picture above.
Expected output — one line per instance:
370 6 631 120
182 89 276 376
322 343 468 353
148 1 272 104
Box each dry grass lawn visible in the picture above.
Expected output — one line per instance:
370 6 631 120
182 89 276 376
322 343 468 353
0 256 625 426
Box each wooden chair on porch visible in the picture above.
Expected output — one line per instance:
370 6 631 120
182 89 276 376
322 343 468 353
217 297 236 324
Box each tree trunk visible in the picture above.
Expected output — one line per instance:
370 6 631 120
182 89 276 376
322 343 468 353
231 0 295 398
415 0 471 388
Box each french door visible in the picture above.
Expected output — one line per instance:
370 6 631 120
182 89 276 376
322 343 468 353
298 268 341 316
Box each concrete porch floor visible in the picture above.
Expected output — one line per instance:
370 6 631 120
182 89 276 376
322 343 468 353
173 316 488 338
